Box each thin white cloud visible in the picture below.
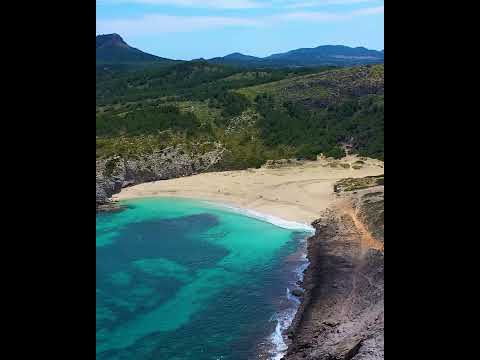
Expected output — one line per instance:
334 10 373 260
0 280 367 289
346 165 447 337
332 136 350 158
351 5 384 15
276 5 383 21
98 0 383 9
276 11 344 21
97 0 265 9
96 6 384 35
96 14 262 35
279 0 379 9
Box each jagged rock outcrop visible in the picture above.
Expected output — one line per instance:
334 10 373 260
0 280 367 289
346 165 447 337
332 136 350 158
96 145 224 210
284 185 384 360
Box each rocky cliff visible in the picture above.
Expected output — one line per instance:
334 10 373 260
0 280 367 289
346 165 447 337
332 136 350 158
96 145 224 211
284 182 384 360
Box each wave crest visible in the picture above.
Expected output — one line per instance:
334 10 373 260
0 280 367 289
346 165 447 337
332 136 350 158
208 202 315 233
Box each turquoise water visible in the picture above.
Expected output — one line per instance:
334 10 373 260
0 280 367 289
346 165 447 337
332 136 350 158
96 197 311 360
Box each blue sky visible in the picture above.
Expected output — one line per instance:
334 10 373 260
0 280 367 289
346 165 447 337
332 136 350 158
96 0 384 60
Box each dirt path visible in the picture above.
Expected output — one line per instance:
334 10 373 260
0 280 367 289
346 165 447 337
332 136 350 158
337 200 384 254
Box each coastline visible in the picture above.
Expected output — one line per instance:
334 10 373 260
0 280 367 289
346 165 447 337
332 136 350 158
96 197 311 360
116 195 315 360
283 187 384 359
112 155 384 224
109 157 384 360
117 196 314 360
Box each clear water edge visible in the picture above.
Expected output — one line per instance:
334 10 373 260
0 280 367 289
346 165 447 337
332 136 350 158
96 197 314 360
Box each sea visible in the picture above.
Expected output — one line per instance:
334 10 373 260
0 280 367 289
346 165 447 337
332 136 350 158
96 197 313 360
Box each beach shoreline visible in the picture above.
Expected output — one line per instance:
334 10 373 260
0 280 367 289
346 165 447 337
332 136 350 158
111 156 384 360
113 155 384 224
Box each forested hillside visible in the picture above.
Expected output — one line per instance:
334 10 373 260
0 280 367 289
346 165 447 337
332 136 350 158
96 61 384 171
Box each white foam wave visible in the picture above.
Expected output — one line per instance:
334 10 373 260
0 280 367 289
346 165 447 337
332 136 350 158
267 247 310 360
206 202 315 233
203 199 314 360
270 317 288 360
286 288 301 305
268 295 302 360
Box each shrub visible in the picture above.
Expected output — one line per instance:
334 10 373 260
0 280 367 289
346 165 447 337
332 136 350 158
324 146 346 159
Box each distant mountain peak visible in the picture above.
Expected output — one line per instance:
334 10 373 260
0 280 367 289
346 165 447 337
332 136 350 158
96 33 175 65
98 33 123 40
96 33 129 49
263 45 384 66
223 52 259 60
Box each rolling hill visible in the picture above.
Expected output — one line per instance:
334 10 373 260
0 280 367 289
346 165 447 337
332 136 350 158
209 45 384 68
96 60 383 163
237 65 384 107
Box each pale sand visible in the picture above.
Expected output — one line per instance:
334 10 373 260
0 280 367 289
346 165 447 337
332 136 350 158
113 155 384 225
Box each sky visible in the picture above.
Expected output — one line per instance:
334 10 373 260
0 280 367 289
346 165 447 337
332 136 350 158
96 0 384 60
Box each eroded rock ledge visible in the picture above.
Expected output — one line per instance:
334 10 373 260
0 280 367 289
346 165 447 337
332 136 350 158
96 145 224 211
284 185 384 360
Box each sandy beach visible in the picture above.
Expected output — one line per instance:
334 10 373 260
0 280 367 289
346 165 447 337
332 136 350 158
113 155 384 224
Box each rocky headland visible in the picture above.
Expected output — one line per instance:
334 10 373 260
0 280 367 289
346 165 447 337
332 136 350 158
284 179 384 360
96 145 224 211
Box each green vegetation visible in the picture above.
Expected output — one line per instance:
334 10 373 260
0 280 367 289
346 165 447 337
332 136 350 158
96 61 325 106
255 93 382 160
96 61 384 169
334 175 385 192
96 105 210 137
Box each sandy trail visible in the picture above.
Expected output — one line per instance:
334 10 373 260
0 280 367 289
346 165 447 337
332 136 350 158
337 200 384 254
336 197 384 319
113 155 384 224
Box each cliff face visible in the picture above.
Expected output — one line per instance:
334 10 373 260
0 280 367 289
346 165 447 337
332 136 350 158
96 145 224 210
284 185 384 360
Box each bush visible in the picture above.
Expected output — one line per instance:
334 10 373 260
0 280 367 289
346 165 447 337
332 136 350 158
324 146 346 159
104 157 121 176
296 144 321 160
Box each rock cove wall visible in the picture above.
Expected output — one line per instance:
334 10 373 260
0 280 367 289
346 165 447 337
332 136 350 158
96 145 224 210
284 185 384 360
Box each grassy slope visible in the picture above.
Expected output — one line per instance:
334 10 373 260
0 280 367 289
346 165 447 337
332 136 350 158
236 65 384 106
